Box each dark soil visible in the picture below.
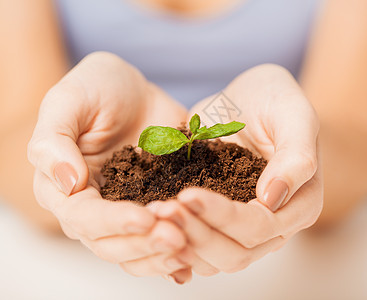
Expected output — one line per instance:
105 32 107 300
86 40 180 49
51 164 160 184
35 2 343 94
100 128 267 205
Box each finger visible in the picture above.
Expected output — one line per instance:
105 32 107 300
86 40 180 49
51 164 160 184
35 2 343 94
34 170 156 239
178 187 279 248
27 83 90 195
151 200 284 273
273 173 323 237
178 174 321 248
59 221 79 240
80 220 186 263
177 188 284 248
27 52 144 196
164 268 193 285
148 202 220 277
119 248 191 277
256 97 320 212
170 245 219 277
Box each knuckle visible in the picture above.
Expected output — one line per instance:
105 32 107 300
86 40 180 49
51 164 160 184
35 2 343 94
101 254 120 264
164 200 182 212
90 243 119 264
298 152 318 177
26 137 44 167
241 205 276 248
59 222 78 240
119 263 143 277
223 255 252 273
61 229 78 241
57 204 85 235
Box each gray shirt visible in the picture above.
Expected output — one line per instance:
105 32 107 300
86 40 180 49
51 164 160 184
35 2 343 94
55 0 321 108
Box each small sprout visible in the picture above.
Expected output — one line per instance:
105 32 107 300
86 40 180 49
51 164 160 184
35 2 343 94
189 113 200 134
138 114 245 160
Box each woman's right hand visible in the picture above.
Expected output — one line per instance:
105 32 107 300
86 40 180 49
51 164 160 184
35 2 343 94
27 52 192 280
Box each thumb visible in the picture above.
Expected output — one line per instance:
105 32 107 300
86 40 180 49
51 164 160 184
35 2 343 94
28 130 89 196
27 86 90 196
256 128 319 213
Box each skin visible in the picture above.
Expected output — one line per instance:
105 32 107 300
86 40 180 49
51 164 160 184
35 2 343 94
28 52 192 279
28 55 321 283
1 0 367 283
299 0 367 226
0 0 68 232
148 64 323 281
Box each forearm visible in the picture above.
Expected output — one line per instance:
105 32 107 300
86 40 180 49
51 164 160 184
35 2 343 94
0 115 62 233
0 0 70 232
300 0 367 226
315 120 367 226
0 63 67 233
0 0 68 134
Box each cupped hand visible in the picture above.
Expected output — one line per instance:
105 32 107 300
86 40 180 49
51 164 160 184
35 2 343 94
151 64 323 277
27 52 191 279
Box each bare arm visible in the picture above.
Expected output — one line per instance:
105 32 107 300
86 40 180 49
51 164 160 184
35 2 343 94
0 0 69 232
300 0 367 226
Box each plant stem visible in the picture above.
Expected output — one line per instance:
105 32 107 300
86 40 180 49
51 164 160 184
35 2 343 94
187 134 196 160
187 141 192 160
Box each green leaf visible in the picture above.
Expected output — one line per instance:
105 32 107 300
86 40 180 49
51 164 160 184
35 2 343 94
189 114 201 134
194 121 245 140
138 126 189 155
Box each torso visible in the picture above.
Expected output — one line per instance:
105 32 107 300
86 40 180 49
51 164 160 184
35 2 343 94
54 0 322 108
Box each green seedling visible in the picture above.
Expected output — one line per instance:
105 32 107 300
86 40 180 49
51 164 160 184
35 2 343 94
138 114 245 160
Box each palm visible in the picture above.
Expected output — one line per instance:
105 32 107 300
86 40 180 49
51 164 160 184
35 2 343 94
187 94 278 162
186 67 322 212
77 83 187 188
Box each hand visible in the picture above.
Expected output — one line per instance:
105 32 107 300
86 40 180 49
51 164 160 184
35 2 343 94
27 52 192 279
150 64 323 277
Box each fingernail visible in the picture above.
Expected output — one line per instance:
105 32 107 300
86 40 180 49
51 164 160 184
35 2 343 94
183 200 204 215
262 178 289 212
171 273 188 285
54 162 78 196
124 224 149 234
165 257 185 269
153 239 175 252
163 274 186 284
169 213 185 229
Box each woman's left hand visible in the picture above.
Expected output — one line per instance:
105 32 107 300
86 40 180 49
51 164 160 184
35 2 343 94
148 64 323 281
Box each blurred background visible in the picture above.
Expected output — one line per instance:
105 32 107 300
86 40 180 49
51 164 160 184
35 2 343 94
1 0 366 299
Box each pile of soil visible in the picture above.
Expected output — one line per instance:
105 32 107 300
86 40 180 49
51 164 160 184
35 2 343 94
100 129 267 205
